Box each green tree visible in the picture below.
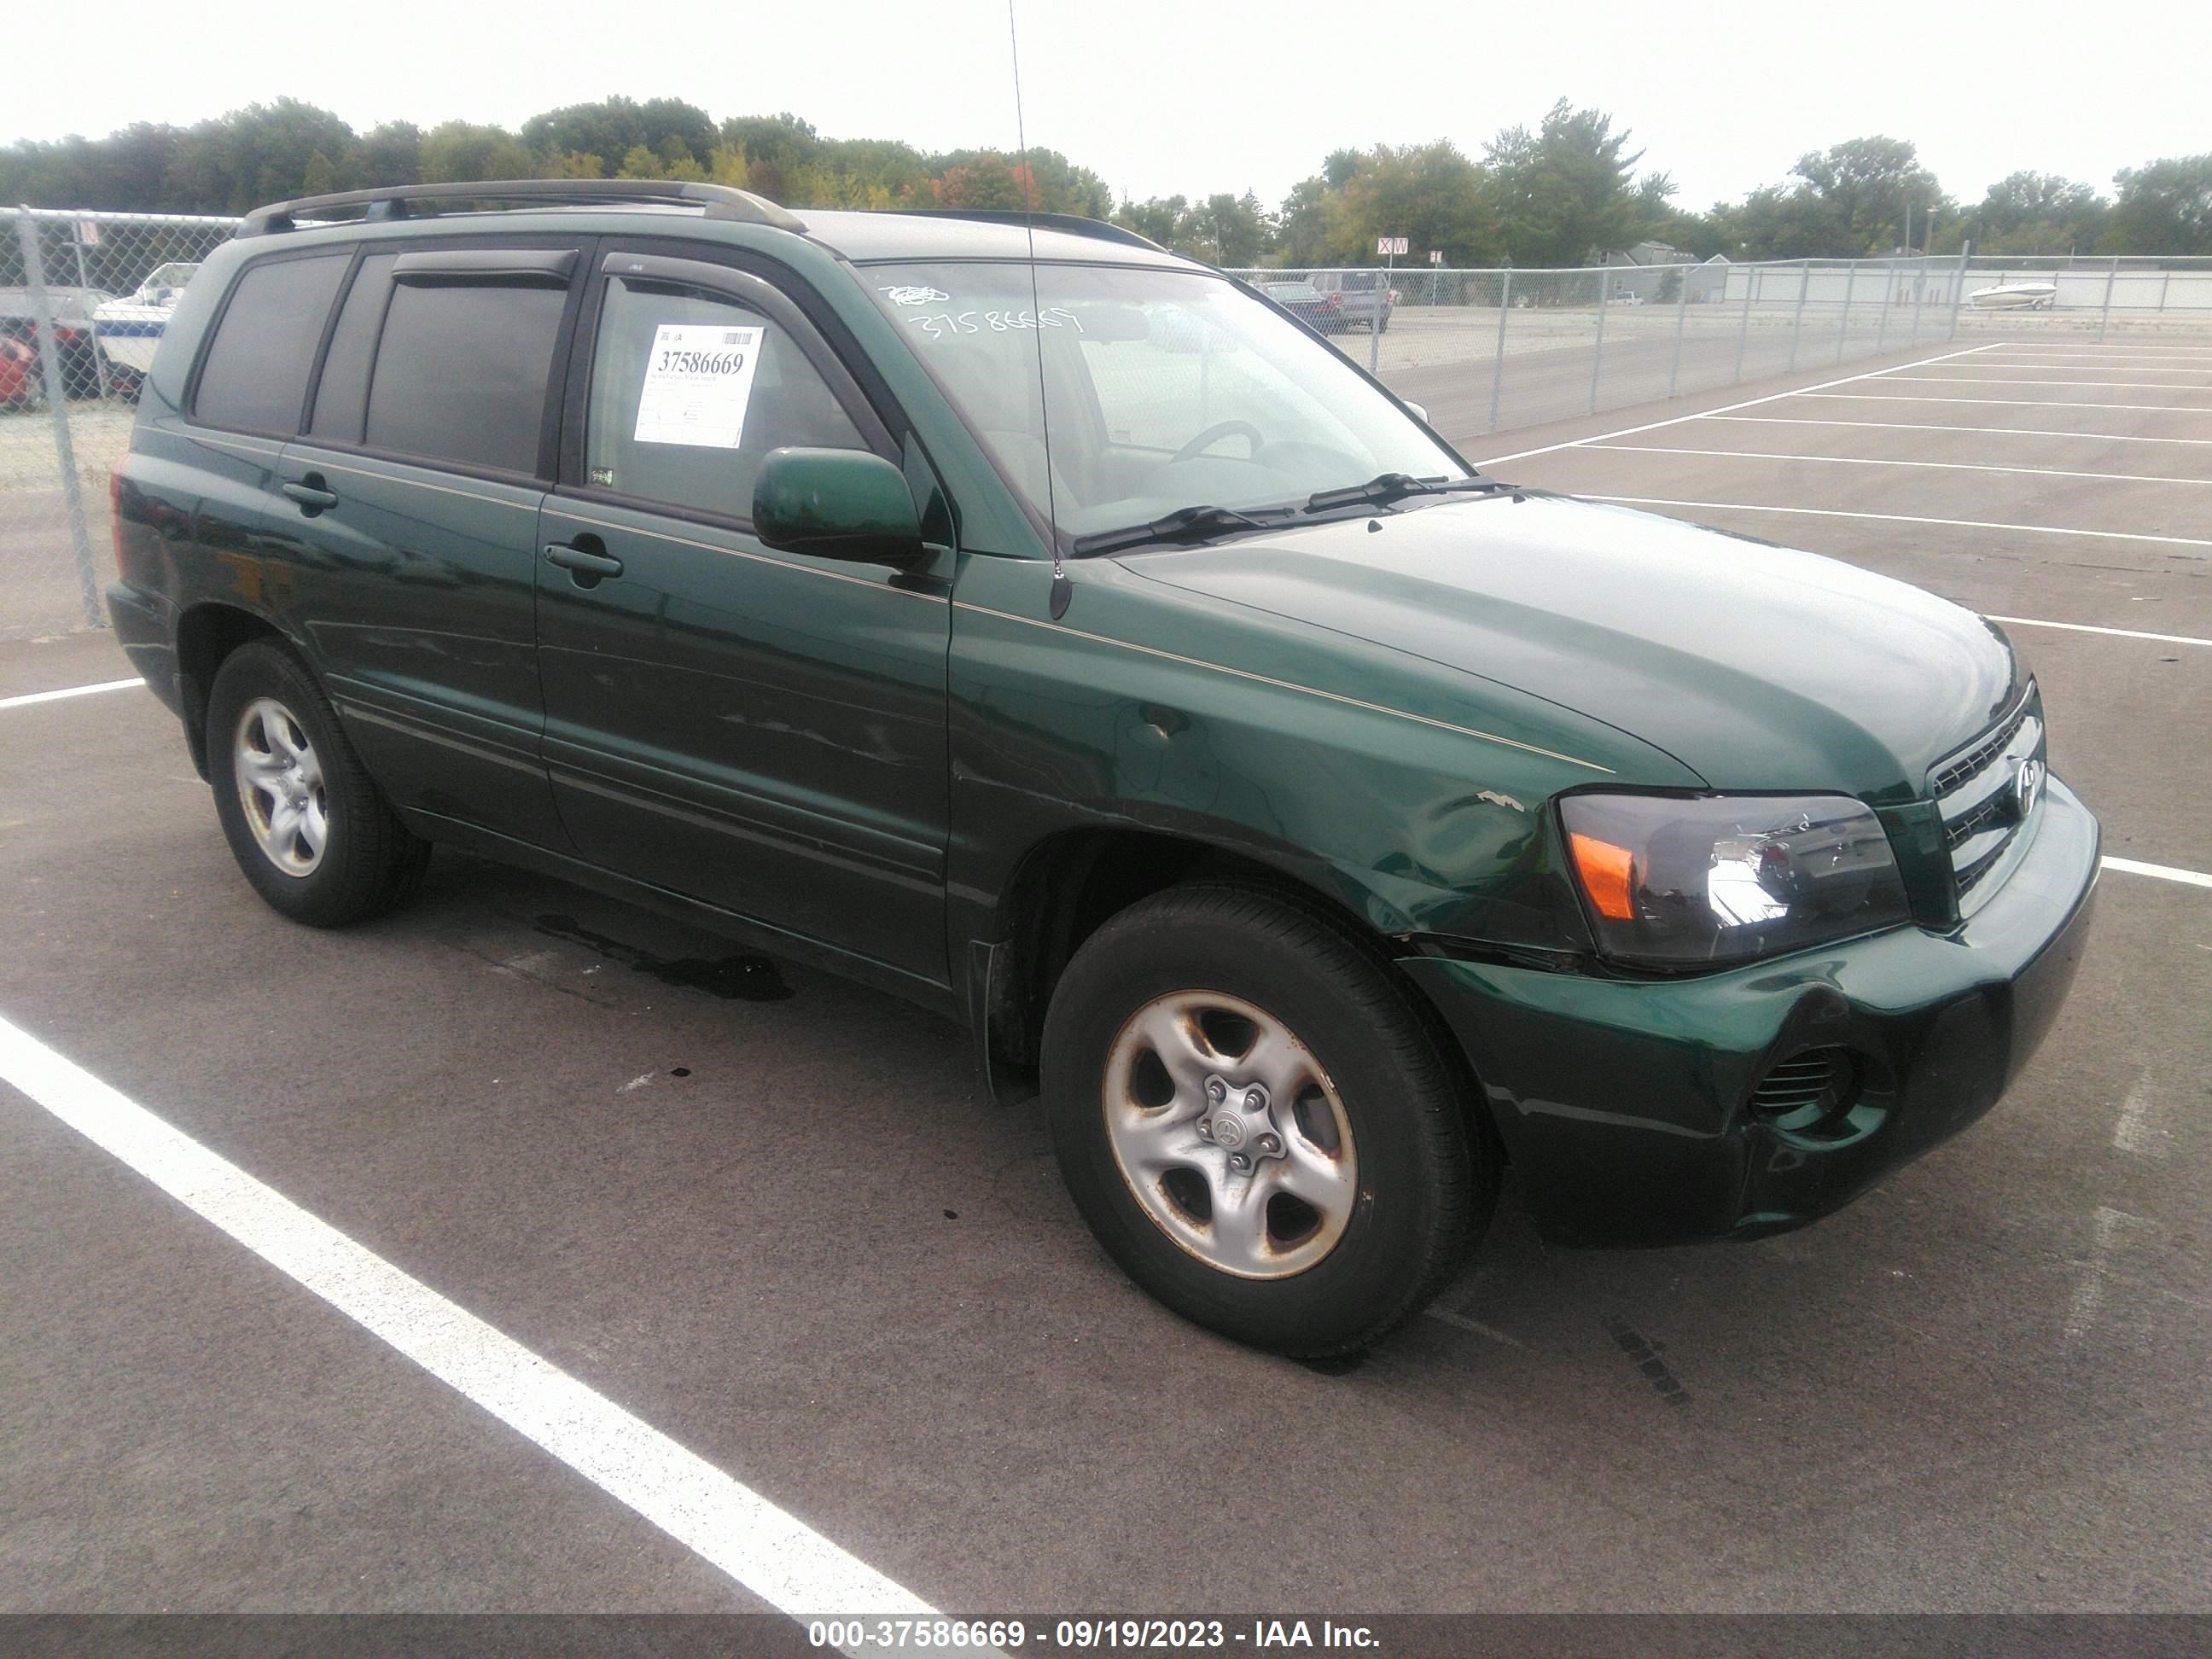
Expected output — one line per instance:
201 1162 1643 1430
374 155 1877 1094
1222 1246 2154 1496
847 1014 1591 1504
1783 137 1949 256
1115 195 1189 247
1326 142 1495 265
1483 101 1645 266
2104 155 2212 255
1274 177 1332 266
416 121 534 184
163 99 357 212
344 121 422 189
1185 192 1272 265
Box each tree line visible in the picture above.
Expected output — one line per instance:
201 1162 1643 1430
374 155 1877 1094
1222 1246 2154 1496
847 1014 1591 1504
4 95 2206 265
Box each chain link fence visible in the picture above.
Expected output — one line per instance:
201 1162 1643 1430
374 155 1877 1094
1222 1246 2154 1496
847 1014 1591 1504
3 207 240 640
5 205 2210 644
1231 254 1988 438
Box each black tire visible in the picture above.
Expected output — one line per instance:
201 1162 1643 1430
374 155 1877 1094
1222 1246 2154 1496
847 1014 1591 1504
1042 884 1493 1356
206 638 429 927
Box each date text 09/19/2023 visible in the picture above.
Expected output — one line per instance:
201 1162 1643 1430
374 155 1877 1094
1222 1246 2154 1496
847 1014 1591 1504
806 1617 1382 1650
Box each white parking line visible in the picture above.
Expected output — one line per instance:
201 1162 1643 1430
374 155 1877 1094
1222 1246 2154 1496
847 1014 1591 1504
0 1011 939 1629
1701 416 2212 448
1474 342 2004 466
1990 616 2212 649
1870 375 2212 391
1955 361 2212 373
1799 393 2212 412
1580 445 2209 488
2103 857 2212 891
0 678 143 711
1585 497 2212 551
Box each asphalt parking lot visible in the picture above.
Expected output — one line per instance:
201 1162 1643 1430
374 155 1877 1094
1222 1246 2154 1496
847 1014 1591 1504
2 333 2208 1627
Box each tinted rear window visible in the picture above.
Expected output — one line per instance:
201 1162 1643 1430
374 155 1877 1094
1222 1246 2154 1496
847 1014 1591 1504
363 280 567 474
193 254 349 434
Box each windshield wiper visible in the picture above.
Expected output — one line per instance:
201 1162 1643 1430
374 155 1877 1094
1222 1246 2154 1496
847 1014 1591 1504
1304 473 1506 512
1071 503 1298 557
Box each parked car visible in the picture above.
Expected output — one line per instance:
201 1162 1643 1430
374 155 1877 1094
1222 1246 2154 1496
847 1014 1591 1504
1259 279 1344 333
0 330 38 407
109 181 2098 1358
0 285 114 399
1307 268 1394 332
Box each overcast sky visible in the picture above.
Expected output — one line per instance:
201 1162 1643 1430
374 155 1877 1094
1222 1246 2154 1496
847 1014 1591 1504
11 2 2203 212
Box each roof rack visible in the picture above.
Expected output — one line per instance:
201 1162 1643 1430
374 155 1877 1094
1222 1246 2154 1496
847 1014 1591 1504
236 180 806 238
903 209 1168 254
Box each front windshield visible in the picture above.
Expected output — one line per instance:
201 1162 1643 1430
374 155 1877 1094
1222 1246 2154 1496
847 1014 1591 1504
864 260 1469 544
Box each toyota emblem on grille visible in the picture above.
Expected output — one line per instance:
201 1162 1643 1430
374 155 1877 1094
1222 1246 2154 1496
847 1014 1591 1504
2011 755 2046 820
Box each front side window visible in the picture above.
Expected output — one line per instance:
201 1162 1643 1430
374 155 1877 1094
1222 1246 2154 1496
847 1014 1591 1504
194 253 349 434
364 278 567 474
862 260 1467 543
584 277 866 521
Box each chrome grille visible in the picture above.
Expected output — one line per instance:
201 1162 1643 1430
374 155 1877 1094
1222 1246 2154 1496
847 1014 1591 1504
1930 684 2043 900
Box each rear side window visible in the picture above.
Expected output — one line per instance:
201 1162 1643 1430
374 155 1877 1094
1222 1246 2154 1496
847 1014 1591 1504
364 281 567 474
193 254 349 434
306 253 398 444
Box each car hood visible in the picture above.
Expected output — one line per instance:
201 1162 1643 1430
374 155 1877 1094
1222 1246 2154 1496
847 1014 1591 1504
1115 493 2020 800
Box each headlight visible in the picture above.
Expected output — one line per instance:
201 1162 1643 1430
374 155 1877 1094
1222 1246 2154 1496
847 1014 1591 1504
1560 792 1912 969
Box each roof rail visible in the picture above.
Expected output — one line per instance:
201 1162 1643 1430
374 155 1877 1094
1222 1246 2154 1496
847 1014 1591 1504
903 209 1169 254
236 180 806 238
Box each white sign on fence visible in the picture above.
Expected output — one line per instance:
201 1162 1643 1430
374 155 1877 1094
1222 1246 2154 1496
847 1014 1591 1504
1429 249 1442 265
1377 236 1408 257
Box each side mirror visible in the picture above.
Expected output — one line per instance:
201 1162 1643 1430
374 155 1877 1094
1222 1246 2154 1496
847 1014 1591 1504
754 448 928 568
1403 401 1429 424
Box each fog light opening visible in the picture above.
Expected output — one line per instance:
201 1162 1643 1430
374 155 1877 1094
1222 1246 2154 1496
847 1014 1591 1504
1748 1046 1869 1140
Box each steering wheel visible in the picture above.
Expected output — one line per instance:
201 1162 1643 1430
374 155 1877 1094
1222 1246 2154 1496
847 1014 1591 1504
1171 420 1265 464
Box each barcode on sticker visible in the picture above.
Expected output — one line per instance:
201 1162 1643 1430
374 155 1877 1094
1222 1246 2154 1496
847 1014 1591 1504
722 331 746 346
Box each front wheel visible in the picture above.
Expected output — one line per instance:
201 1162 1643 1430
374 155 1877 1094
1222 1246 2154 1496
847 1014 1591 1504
1042 886 1492 1356
207 639 429 927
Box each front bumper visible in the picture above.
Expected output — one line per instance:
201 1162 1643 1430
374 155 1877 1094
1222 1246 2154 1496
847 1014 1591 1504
1400 777 2100 1247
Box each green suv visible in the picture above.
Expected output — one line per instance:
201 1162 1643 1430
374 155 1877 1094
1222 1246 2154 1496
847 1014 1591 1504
108 181 2098 1356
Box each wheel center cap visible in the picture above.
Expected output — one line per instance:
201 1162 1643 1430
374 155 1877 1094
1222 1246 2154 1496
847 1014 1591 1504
1210 1114 1248 1150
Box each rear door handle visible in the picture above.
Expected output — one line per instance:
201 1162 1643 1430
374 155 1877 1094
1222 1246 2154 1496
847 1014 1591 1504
544 541 624 579
281 479 339 512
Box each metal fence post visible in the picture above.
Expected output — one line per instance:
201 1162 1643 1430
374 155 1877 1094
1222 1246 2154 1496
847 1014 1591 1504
2098 254 2119 341
1487 269 1511 430
15 209 103 629
1874 262 1895 354
1668 261 1690 396
2159 269 2171 313
1588 266 1610 414
1787 261 1810 370
1909 255 1928 344
1732 262 1755 382
1947 243 1970 339
1837 263 1854 364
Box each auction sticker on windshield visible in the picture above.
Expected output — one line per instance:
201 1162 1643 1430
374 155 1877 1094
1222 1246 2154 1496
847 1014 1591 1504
633 323 763 448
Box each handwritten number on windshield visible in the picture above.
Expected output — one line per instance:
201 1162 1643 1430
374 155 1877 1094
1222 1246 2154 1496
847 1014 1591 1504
907 306 1086 342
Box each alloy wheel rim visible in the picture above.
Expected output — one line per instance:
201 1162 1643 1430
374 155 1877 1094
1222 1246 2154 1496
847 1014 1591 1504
1102 989 1358 1279
233 697 328 876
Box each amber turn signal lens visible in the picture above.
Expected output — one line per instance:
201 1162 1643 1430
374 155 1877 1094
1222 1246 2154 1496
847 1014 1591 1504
1569 832 1638 922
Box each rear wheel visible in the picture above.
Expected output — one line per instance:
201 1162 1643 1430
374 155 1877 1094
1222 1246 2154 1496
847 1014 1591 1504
1042 885 1492 1356
207 639 428 927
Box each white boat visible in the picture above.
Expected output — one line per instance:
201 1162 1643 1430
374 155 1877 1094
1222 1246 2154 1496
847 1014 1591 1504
1968 280 2058 311
92 263 200 375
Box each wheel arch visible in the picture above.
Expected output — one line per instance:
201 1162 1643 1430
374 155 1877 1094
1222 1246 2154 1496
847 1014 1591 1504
968 826 1499 1161
174 602 289 778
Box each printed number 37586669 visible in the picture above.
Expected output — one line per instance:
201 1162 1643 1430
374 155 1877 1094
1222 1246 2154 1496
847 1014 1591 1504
656 349 748 374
